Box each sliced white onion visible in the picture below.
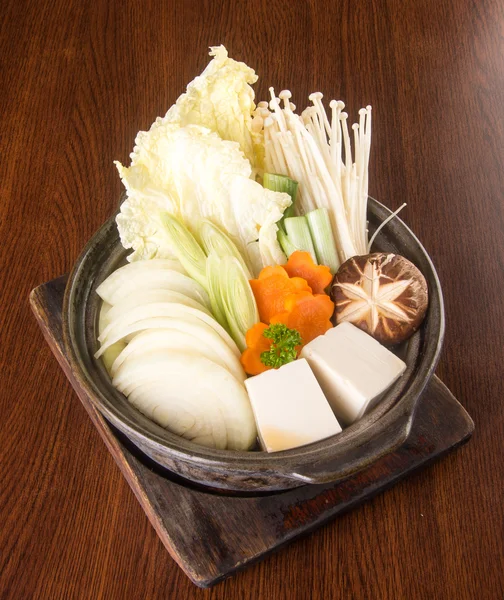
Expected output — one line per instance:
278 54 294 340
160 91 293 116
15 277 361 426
98 303 238 356
126 377 226 448
98 301 113 334
98 301 125 373
130 382 228 449
101 342 126 374
128 384 197 436
105 289 212 323
94 316 242 370
96 263 209 308
112 350 256 450
97 259 185 300
111 329 245 381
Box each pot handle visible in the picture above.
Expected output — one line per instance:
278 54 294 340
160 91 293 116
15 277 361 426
283 404 414 486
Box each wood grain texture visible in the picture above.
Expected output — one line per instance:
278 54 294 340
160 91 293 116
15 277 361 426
1 0 503 598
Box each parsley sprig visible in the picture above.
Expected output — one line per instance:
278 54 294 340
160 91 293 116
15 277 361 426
260 323 302 368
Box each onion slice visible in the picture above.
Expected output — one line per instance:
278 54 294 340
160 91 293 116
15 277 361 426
110 328 245 381
98 303 238 355
104 289 212 323
96 263 209 308
94 315 241 367
113 350 256 450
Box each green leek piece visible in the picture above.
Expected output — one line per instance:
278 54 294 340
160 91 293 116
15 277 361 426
219 256 259 352
277 229 297 258
160 213 208 288
284 216 317 263
306 208 340 273
198 220 252 279
205 252 229 329
263 173 298 230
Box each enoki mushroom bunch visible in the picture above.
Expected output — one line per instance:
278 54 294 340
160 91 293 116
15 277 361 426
252 89 372 263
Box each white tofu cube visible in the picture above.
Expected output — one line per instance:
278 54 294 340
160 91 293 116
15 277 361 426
300 322 407 425
244 359 342 453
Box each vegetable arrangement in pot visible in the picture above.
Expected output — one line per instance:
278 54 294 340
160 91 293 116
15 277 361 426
95 46 429 453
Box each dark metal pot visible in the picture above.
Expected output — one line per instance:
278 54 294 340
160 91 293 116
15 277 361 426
63 198 444 492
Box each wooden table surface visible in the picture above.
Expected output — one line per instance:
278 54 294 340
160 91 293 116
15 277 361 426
1 0 503 598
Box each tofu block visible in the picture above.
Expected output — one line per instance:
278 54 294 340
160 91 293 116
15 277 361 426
244 359 342 453
300 322 407 425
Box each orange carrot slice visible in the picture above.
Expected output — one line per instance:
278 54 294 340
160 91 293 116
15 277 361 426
291 276 312 292
283 251 333 294
240 322 273 375
250 270 311 324
271 292 334 345
258 265 289 280
244 322 270 348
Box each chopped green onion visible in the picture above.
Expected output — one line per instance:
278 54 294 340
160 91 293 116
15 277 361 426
198 220 252 279
205 252 229 329
263 173 298 204
284 216 318 263
160 213 207 288
306 208 340 273
263 173 298 230
219 256 259 352
277 229 297 258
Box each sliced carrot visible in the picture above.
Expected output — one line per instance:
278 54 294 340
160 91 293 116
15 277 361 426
258 265 289 280
241 322 273 375
291 276 312 292
283 251 333 294
246 263 334 371
271 292 334 345
250 271 311 324
241 348 270 376
283 290 313 311
244 322 270 349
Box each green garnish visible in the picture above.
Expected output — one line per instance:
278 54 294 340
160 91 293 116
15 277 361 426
260 323 302 368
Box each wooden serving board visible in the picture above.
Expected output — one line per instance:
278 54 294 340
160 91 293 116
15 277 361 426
30 276 474 588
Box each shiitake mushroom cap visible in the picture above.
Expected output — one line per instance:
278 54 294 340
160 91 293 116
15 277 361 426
331 252 429 345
